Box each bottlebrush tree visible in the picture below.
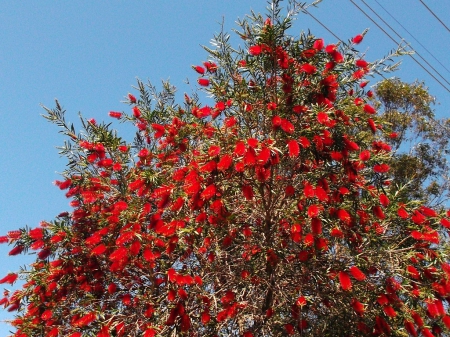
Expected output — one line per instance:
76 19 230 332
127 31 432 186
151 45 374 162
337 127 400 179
2 1 450 336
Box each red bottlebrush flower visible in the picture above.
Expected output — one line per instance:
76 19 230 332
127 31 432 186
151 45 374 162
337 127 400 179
0 236 8 244
411 311 424 327
368 118 377 133
285 185 295 197
257 147 271 165
38 248 51 260
422 328 435 337
0 273 18 285
299 63 317 74
349 266 366 281
411 211 426 225
379 194 390 207
201 311 211 325
234 141 246 156
339 271 352 291
272 115 282 127
193 65 205 74
197 78 210 87
352 69 366 80
331 151 343 161
287 140 300 158
311 218 322 235
373 205 385 220
8 230 21 240
383 305 397 318
217 154 233 171
360 81 369 88
151 123 165 138
307 204 321 218
331 51 344 63
356 59 369 68
359 150 371 161
404 321 418 337
441 218 450 228
427 300 440 318
317 111 329 124
397 207 409 219
304 183 315 198
331 227 344 238
374 163 390 173
109 247 128 261
107 283 117 294
352 34 363 44
75 312 97 327
208 145 221 157
443 315 450 329
313 38 324 50
249 45 263 56
143 329 156 337
224 116 237 127
296 296 307 306
132 106 141 118
267 102 277 110
293 105 308 114
280 119 295 134
109 111 122 119
247 138 258 148
351 298 365 316
242 184 254 200
203 61 217 72
337 209 351 224
128 93 136 103
201 184 216 200
420 206 438 217
92 244 107 256
29 227 44 240
325 44 336 53
363 104 376 114
301 49 316 60
41 309 53 321
8 245 24 256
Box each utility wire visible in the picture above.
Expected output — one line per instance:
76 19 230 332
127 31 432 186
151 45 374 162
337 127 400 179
349 0 450 93
360 0 450 88
303 8 343 42
419 0 450 34
374 0 450 75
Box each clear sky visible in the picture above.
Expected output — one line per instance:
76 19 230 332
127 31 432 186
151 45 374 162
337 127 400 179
0 1 449 334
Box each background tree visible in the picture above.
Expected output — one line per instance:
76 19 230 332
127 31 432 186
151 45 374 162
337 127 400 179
1 1 450 336
375 78 450 207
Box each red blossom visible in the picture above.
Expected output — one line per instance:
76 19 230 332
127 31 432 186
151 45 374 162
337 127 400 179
352 34 363 44
287 140 300 158
109 111 122 119
349 266 366 281
339 271 352 291
313 38 324 50
249 45 263 56
197 78 210 87
355 59 368 68
363 104 376 114
193 65 205 74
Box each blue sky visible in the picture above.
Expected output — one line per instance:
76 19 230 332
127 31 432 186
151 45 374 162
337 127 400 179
0 1 449 334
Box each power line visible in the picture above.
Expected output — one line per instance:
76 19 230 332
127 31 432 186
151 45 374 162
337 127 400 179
349 0 450 93
360 0 450 88
373 0 450 75
419 0 450 34
303 8 343 42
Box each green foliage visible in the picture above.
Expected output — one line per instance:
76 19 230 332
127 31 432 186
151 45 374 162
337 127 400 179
376 78 450 206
